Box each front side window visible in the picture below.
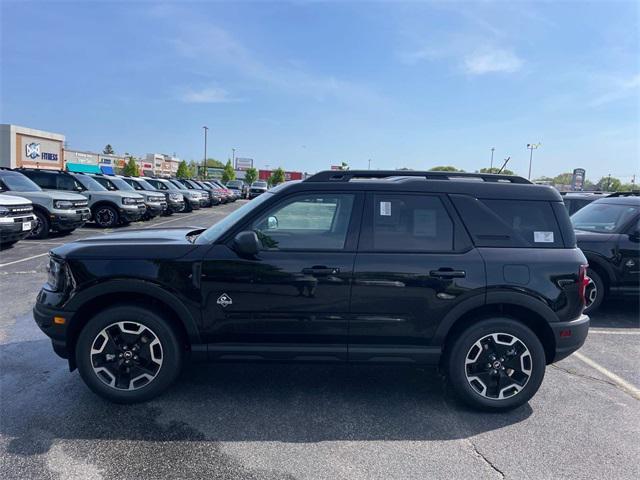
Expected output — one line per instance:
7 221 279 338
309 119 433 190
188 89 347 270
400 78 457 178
571 202 639 233
73 174 107 191
0 173 42 192
252 194 355 250
361 194 454 252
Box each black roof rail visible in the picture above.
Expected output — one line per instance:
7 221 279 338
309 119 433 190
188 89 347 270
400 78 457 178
606 191 640 197
304 170 532 184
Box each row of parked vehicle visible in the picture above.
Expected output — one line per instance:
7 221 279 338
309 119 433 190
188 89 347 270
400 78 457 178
0 167 247 246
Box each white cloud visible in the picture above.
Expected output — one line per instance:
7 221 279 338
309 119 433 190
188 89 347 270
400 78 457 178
180 86 239 104
463 49 523 75
589 74 640 107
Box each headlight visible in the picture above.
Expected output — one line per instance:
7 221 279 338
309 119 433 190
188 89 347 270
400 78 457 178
54 200 74 209
169 193 182 201
0 206 8 217
47 255 65 291
122 197 138 205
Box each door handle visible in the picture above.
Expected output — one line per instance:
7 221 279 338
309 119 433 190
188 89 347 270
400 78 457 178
302 266 340 275
430 268 466 279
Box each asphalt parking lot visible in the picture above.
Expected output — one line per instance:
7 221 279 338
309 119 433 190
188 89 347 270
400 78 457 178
1 202 638 480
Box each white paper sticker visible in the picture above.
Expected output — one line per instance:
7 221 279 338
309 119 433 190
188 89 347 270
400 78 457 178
380 201 391 216
534 231 554 243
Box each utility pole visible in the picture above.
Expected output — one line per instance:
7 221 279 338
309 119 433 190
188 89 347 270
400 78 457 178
202 126 209 179
526 143 541 180
368 158 371 170
490 147 495 170
606 174 612 191
232 148 236 168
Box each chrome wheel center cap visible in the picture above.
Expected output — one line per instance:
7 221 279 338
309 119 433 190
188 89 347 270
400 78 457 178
123 350 133 360
492 360 501 369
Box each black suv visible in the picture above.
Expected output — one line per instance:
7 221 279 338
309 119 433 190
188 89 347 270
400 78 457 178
33 171 589 410
571 193 640 313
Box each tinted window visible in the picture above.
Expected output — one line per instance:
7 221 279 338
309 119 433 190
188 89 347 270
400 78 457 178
360 194 454 252
252 194 355 250
0 173 42 192
73 174 107 191
571 202 639 233
22 171 56 189
482 200 562 247
55 173 82 191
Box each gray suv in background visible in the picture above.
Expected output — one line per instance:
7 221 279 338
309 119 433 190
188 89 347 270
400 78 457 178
89 174 167 220
0 168 90 239
18 168 145 229
144 177 202 212
121 176 184 215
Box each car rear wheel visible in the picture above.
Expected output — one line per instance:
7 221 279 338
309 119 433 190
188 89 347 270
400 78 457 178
93 205 119 228
28 210 50 239
446 318 545 411
583 269 605 314
76 305 183 403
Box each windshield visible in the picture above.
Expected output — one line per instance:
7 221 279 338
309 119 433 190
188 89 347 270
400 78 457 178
227 180 243 188
74 174 107 191
172 179 192 189
0 173 42 192
196 192 273 244
253 181 267 188
108 176 135 191
135 178 156 191
571 202 639 233
186 180 203 189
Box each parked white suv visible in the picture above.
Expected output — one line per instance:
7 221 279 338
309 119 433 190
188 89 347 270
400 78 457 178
0 194 36 246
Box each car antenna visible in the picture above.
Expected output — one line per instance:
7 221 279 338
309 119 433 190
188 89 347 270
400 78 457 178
497 156 511 174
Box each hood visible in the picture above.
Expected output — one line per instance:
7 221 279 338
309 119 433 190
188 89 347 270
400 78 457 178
14 190 87 202
0 193 32 206
574 229 616 243
52 227 205 260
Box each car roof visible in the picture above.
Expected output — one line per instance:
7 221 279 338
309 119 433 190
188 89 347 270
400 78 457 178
591 196 640 206
299 170 562 201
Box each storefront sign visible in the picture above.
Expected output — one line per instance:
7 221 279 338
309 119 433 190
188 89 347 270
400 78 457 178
18 134 63 168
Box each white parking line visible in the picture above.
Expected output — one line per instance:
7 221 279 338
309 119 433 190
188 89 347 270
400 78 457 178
589 329 640 335
573 351 640 400
0 252 49 268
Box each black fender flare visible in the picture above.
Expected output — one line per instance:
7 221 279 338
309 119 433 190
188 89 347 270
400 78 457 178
582 252 615 286
65 279 201 343
431 290 557 345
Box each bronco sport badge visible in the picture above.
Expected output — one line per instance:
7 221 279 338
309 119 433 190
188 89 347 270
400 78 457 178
216 293 233 307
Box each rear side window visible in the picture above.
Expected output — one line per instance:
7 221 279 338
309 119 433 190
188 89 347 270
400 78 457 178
451 195 562 248
360 194 454 252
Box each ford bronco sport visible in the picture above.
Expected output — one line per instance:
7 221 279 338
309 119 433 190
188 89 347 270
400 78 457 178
34 171 590 410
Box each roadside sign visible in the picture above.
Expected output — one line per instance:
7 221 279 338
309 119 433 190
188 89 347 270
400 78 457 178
235 157 253 170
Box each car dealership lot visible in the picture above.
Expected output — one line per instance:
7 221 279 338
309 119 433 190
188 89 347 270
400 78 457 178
1 203 638 480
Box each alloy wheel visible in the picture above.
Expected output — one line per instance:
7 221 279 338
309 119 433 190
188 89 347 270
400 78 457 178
90 321 163 391
584 277 598 309
29 216 44 238
464 332 532 400
96 208 116 227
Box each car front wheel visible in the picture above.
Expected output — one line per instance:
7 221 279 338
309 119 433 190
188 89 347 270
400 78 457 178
446 318 546 411
93 205 120 228
76 305 183 403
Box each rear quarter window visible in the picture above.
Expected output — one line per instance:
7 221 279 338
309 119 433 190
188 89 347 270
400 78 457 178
451 195 563 248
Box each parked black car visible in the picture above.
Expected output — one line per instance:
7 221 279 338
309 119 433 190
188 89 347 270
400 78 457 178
34 170 589 410
561 191 609 215
571 193 640 313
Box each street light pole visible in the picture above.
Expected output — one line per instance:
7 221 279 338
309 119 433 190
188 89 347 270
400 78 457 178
232 148 236 168
368 158 371 170
202 126 209 179
490 147 495 170
526 143 541 180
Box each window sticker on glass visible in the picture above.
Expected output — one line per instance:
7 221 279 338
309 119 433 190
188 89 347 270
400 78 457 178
379 201 391 216
534 231 554 243
414 209 437 237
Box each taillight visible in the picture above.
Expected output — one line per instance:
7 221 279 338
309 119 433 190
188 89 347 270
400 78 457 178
578 264 589 304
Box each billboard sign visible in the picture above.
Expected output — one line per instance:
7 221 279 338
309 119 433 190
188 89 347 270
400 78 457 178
235 157 253 170
571 168 586 191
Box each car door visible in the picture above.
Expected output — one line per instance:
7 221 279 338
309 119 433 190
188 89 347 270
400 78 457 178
201 191 363 362
349 192 485 363
617 217 640 289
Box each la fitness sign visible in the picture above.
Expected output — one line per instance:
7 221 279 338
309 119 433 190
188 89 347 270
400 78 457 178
21 135 61 163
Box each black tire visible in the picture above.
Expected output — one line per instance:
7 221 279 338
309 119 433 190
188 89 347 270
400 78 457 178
93 205 119 228
446 317 546 411
183 201 193 213
28 210 50 239
0 240 18 248
75 305 183 403
584 269 605 314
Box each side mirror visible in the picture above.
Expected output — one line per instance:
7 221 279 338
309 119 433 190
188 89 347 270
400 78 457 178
233 231 260 256
267 216 278 230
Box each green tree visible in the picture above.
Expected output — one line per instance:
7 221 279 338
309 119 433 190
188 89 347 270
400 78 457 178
222 159 236 183
269 167 286 186
103 144 115 155
176 160 191 179
122 156 139 177
619 183 638 192
552 172 574 187
429 166 464 172
596 176 622 192
480 167 515 175
188 161 199 178
205 158 225 168
244 167 258 185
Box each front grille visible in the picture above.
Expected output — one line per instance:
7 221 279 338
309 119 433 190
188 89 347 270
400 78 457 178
73 200 88 208
6 205 33 216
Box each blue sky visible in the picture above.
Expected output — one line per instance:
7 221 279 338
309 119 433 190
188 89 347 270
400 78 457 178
1 1 638 182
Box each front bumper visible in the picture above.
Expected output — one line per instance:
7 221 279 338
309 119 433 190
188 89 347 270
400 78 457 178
187 198 202 210
33 297 74 360
167 200 185 212
550 314 590 362
0 214 36 242
51 208 91 230
120 204 146 221
145 202 165 217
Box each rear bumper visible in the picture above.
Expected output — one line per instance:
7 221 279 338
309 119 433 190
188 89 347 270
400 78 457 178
550 314 590 362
